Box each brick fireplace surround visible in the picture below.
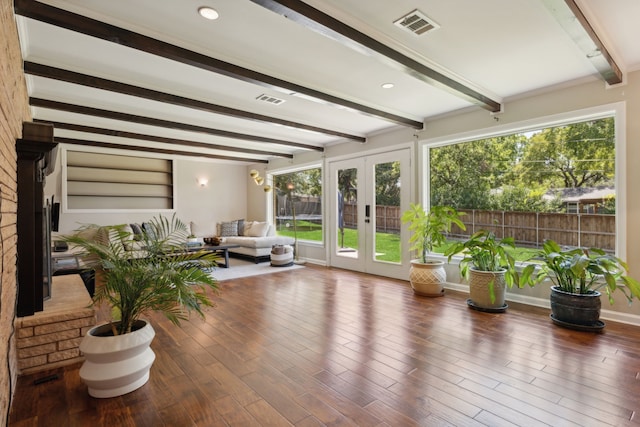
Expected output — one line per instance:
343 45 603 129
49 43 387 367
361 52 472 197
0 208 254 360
14 275 96 374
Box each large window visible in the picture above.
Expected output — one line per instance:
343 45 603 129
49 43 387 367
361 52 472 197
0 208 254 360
427 113 620 254
272 167 323 243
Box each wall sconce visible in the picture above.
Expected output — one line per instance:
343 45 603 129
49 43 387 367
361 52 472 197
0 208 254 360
197 177 208 187
249 169 272 192
250 169 262 185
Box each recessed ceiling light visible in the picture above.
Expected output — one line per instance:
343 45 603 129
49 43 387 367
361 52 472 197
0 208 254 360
198 7 219 20
381 83 394 89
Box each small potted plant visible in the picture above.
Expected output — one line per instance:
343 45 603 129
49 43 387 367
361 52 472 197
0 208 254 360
521 239 640 330
444 229 529 311
401 204 466 296
62 214 219 398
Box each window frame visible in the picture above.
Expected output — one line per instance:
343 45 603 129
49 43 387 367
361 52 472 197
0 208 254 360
419 102 627 258
267 162 324 246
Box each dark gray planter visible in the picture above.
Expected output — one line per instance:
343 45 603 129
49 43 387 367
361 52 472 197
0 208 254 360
549 285 604 331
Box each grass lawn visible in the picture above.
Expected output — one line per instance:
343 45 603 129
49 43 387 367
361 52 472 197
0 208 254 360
276 221 540 263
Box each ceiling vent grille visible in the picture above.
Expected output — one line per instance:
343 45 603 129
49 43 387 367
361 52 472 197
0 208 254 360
256 94 286 105
393 9 439 35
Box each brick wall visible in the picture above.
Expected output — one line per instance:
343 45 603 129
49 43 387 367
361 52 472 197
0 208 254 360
15 275 95 374
16 309 95 371
0 0 32 421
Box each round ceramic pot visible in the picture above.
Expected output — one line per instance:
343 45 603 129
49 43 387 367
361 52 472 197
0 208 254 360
409 260 446 297
550 285 602 326
79 319 156 398
468 267 507 309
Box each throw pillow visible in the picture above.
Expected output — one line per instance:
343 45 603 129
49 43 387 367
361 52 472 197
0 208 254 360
242 221 255 235
120 224 134 241
237 219 245 236
219 220 239 237
246 221 269 237
142 222 157 240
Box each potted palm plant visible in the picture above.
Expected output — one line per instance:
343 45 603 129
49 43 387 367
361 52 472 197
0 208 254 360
521 239 640 330
401 204 466 296
62 214 219 398
445 229 528 311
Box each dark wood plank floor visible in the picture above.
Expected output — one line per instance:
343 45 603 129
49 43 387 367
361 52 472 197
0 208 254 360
9 265 640 426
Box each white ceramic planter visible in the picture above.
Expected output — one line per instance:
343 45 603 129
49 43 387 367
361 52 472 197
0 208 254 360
79 320 156 398
409 260 447 297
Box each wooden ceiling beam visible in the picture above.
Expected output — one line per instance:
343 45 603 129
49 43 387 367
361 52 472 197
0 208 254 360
543 0 622 85
249 0 501 113
24 62 365 143
14 0 422 130
34 119 293 159
53 136 268 164
30 98 324 152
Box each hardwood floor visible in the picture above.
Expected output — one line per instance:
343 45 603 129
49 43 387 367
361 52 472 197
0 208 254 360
9 265 640 426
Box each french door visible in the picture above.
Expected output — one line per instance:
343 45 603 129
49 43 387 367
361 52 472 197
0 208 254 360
328 149 411 279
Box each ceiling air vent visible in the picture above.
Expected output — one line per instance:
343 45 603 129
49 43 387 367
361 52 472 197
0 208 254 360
256 94 286 105
393 9 439 36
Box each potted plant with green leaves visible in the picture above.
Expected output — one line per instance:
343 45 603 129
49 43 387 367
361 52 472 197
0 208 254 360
62 214 219 398
521 239 640 330
445 229 529 311
401 204 466 296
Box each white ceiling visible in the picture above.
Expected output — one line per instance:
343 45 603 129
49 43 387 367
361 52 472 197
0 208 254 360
14 0 640 164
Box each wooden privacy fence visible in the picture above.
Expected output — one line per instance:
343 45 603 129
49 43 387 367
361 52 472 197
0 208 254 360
340 204 615 251
453 210 616 251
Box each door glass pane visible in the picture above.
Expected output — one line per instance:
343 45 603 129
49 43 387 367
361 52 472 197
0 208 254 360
374 161 401 263
337 168 358 258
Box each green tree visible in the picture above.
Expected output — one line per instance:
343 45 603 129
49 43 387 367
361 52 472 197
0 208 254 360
518 118 615 188
602 194 616 214
430 117 615 213
430 135 521 209
488 185 562 212
375 161 401 206
337 167 357 202
274 168 322 196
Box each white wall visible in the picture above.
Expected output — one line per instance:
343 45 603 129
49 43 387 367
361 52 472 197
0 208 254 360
245 164 270 222
45 147 249 238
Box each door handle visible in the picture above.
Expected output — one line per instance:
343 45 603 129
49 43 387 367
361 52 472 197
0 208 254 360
365 205 370 223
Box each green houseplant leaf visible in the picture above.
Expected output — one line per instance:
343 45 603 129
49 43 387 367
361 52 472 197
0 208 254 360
521 239 640 305
444 229 531 303
401 204 466 263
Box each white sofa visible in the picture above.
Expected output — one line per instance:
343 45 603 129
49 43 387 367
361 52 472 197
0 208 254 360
191 220 294 263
